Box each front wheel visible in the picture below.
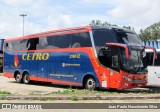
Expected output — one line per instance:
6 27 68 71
23 73 30 84
85 77 96 90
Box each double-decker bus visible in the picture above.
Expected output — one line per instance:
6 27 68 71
3 26 157 90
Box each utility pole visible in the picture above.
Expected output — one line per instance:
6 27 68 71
20 14 27 36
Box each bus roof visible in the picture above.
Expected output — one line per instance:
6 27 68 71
5 25 134 42
91 25 136 33
5 26 92 42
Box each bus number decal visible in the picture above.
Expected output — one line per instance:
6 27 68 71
69 54 80 58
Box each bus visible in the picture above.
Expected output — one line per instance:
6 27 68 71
143 41 160 86
0 39 4 72
3 26 157 90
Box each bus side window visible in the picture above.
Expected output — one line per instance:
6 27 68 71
38 37 48 49
5 42 13 51
26 38 39 50
154 53 160 66
71 32 91 48
54 35 71 48
145 52 153 66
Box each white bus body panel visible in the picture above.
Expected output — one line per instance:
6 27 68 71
147 66 160 85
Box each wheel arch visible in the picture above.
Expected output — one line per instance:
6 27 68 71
14 70 21 79
22 70 29 78
82 73 100 88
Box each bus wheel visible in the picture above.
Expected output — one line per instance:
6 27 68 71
85 77 96 90
23 73 30 84
15 73 22 83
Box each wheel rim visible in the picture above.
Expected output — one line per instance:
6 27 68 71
24 75 29 83
87 78 95 90
16 74 20 81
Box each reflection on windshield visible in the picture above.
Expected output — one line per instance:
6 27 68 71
115 30 143 46
122 50 144 73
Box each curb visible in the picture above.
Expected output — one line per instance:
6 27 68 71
1 95 160 100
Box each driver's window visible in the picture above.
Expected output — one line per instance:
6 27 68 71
111 47 120 72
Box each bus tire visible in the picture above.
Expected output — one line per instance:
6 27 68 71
15 73 22 83
23 73 30 84
85 77 96 90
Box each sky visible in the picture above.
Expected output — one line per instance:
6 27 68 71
0 0 160 39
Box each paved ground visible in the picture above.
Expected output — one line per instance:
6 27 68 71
0 75 67 95
1 75 160 95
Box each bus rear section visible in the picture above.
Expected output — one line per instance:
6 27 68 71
3 26 150 90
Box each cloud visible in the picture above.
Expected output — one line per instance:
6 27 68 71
1 0 32 6
107 0 160 30
0 0 160 38
0 0 74 38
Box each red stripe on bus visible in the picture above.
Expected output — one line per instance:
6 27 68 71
30 76 82 86
3 72 14 78
6 47 92 53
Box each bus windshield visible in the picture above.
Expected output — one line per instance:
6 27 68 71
121 49 146 74
114 30 143 46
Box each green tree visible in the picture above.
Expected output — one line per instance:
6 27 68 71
139 22 160 41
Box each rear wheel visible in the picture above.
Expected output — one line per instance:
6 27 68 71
23 73 30 84
85 77 96 90
15 73 22 83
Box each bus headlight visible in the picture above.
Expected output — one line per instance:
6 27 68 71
122 76 133 82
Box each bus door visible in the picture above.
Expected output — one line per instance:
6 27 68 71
98 46 120 88
38 61 49 82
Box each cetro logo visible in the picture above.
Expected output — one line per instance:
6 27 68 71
14 54 19 68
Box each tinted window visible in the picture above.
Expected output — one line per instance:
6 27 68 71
71 32 92 48
5 42 13 51
54 35 71 48
93 29 116 47
5 40 22 51
5 38 39 51
115 30 143 46
38 37 48 49
38 32 91 49
20 39 28 50
26 38 39 50
144 52 153 66
5 32 92 51
155 53 160 66
43 35 71 49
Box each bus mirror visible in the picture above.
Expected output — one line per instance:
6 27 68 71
106 43 131 58
112 55 119 68
145 46 157 59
